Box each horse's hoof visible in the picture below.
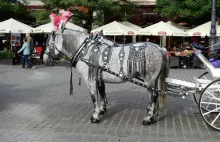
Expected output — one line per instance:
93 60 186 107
150 116 158 123
90 116 100 123
142 116 158 125
142 120 151 126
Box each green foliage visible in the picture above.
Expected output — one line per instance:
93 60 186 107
155 0 220 26
0 1 34 22
40 0 135 31
0 50 13 59
30 10 51 24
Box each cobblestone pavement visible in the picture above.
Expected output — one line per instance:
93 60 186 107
0 65 220 142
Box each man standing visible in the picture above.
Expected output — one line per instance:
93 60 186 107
25 33 34 54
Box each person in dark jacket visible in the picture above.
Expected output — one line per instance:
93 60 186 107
0 37 3 51
17 38 35 69
26 33 34 54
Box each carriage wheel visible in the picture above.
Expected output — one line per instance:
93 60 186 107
193 72 209 105
199 79 220 131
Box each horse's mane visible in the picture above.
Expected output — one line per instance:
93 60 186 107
61 29 114 54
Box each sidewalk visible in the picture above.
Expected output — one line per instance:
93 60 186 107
0 65 219 142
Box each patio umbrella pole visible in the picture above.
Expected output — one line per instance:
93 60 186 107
160 36 162 46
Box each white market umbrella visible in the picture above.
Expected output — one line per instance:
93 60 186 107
33 22 87 33
138 21 187 46
166 21 189 48
166 21 189 32
91 21 138 35
120 21 143 31
0 18 33 33
138 21 187 36
187 21 220 36
120 21 143 43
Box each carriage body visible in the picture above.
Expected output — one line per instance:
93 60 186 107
165 47 220 131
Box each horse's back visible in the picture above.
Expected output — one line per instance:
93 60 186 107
100 42 166 83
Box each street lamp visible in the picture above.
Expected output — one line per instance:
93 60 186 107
210 0 217 51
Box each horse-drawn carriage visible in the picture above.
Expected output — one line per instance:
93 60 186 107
44 9 220 131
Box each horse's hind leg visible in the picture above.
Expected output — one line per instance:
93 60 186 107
98 77 107 115
142 85 159 125
89 80 101 123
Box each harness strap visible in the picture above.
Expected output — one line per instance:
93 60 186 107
80 58 162 93
69 34 94 95
69 38 88 95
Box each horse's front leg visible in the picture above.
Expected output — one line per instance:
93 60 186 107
142 89 159 125
89 80 101 123
98 78 107 115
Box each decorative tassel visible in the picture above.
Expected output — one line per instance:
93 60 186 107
128 45 146 78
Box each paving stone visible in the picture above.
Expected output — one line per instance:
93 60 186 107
0 65 220 141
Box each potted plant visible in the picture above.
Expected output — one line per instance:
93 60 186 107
0 49 14 65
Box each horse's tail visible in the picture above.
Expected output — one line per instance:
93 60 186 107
157 47 169 109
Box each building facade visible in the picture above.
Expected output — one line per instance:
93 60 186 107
18 0 44 10
129 0 169 27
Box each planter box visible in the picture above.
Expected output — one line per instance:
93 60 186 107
0 59 13 65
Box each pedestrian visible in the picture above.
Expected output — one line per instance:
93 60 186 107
17 38 35 70
145 38 150 42
25 33 34 54
0 37 3 51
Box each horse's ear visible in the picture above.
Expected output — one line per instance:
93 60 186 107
59 9 64 15
58 20 65 32
58 9 73 32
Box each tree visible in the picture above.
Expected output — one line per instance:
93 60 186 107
40 0 136 31
30 10 51 25
155 0 220 26
0 1 34 23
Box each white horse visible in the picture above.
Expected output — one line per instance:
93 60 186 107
43 25 169 125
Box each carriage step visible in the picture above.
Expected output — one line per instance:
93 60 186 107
196 78 212 84
165 78 196 88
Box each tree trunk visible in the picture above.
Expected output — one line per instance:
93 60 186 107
87 9 93 32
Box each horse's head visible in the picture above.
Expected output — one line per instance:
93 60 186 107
43 9 76 64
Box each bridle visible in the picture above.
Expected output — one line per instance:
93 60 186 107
45 32 66 56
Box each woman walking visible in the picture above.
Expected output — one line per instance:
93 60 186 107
17 38 35 69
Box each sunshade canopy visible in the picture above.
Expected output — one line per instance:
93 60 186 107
138 21 187 36
91 21 138 35
187 21 220 36
33 22 87 33
120 21 143 31
166 21 189 32
0 18 33 33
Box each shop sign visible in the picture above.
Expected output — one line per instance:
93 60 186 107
193 32 201 36
158 31 166 35
128 31 134 35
